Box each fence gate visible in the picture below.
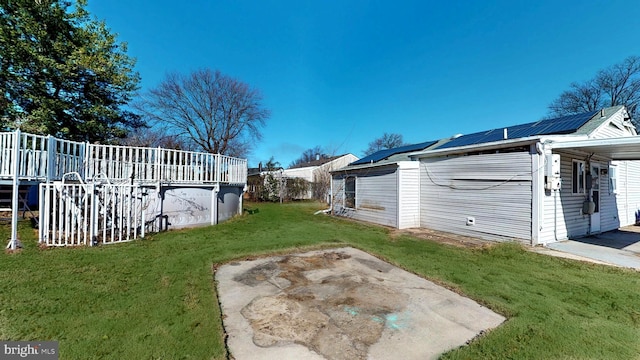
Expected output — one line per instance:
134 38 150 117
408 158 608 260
39 182 148 246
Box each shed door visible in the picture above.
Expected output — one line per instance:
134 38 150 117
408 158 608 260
590 164 601 233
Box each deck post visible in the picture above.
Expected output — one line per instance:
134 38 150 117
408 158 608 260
46 135 55 182
156 147 162 182
215 154 221 183
8 130 21 249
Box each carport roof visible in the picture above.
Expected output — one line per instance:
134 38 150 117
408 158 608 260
546 136 640 160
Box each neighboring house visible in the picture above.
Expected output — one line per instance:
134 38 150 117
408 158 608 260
332 106 640 245
285 154 358 201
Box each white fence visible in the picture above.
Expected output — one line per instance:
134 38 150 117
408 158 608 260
0 130 248 184
38 182 148 246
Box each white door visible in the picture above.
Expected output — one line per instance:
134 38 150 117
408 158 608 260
590 164 601 233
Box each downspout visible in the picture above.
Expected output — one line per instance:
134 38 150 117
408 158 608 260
554 191 558 242
531 144 540 245
396 167 400 229
330 173 334 215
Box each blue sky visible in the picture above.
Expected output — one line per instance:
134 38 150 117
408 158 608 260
86 0 640 167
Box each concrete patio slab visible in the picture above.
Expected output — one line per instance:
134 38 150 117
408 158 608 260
216 247 505 360
544 227 640 270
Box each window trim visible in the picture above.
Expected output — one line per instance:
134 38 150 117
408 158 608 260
572 160 586 194
609 165 617 195
344 176 356 209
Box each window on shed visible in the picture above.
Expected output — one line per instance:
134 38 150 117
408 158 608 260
572 160 585 194
344 176 356 208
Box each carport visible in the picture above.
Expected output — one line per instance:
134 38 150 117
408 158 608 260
548 136 640 161
542 136 640 269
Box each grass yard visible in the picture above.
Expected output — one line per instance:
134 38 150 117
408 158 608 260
1 201 639 359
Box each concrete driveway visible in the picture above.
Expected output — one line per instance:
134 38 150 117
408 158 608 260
543 226 640 270
216 247 505 360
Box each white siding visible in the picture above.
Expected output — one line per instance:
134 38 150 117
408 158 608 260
598 159 619 233
591 109 636 138
283 167 314 182
420 152 532 242
614 161 640 226
594 123 631 138
397 163 420 229
539 151 621 244
332 166 399 228
540 150 589 242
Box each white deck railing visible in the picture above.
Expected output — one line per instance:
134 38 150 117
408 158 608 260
0 130 247 185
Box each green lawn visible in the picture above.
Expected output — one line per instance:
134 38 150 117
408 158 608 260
1 202 639 359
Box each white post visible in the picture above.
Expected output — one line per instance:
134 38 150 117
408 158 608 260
156 147 162 183
211 184 219 225
239 185 246 215
46 135 55 182
89 183 97 246
140 187 146 238
83 141 90 181
8 130 21 250
214 154 218 183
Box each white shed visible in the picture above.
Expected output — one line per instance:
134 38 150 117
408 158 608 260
413 106 640 245
331 142 437 229
332 106 640 246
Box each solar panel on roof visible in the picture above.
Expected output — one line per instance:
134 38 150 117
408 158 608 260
350 140 437 165
436 110 599 150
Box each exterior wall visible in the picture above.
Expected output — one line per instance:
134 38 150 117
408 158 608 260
539 151 628 243
144 185 241 231
332 166 399 228
218 186 242 223
590 110 636 138
283 167 314 182
397 163 420 229
420 151 533 242
540 150 588 242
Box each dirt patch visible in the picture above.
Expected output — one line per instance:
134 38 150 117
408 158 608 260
235 252 408 360
391 227 492 248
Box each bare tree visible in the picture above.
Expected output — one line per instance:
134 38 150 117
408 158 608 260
118 127 193 149
136 69 269 158
363 133 406 156
289 146 329 167
549 56 640 125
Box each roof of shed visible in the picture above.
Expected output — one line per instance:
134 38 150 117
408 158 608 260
411 106 629 158
435 109 602 150
334 106 630 172
350 141 438 166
